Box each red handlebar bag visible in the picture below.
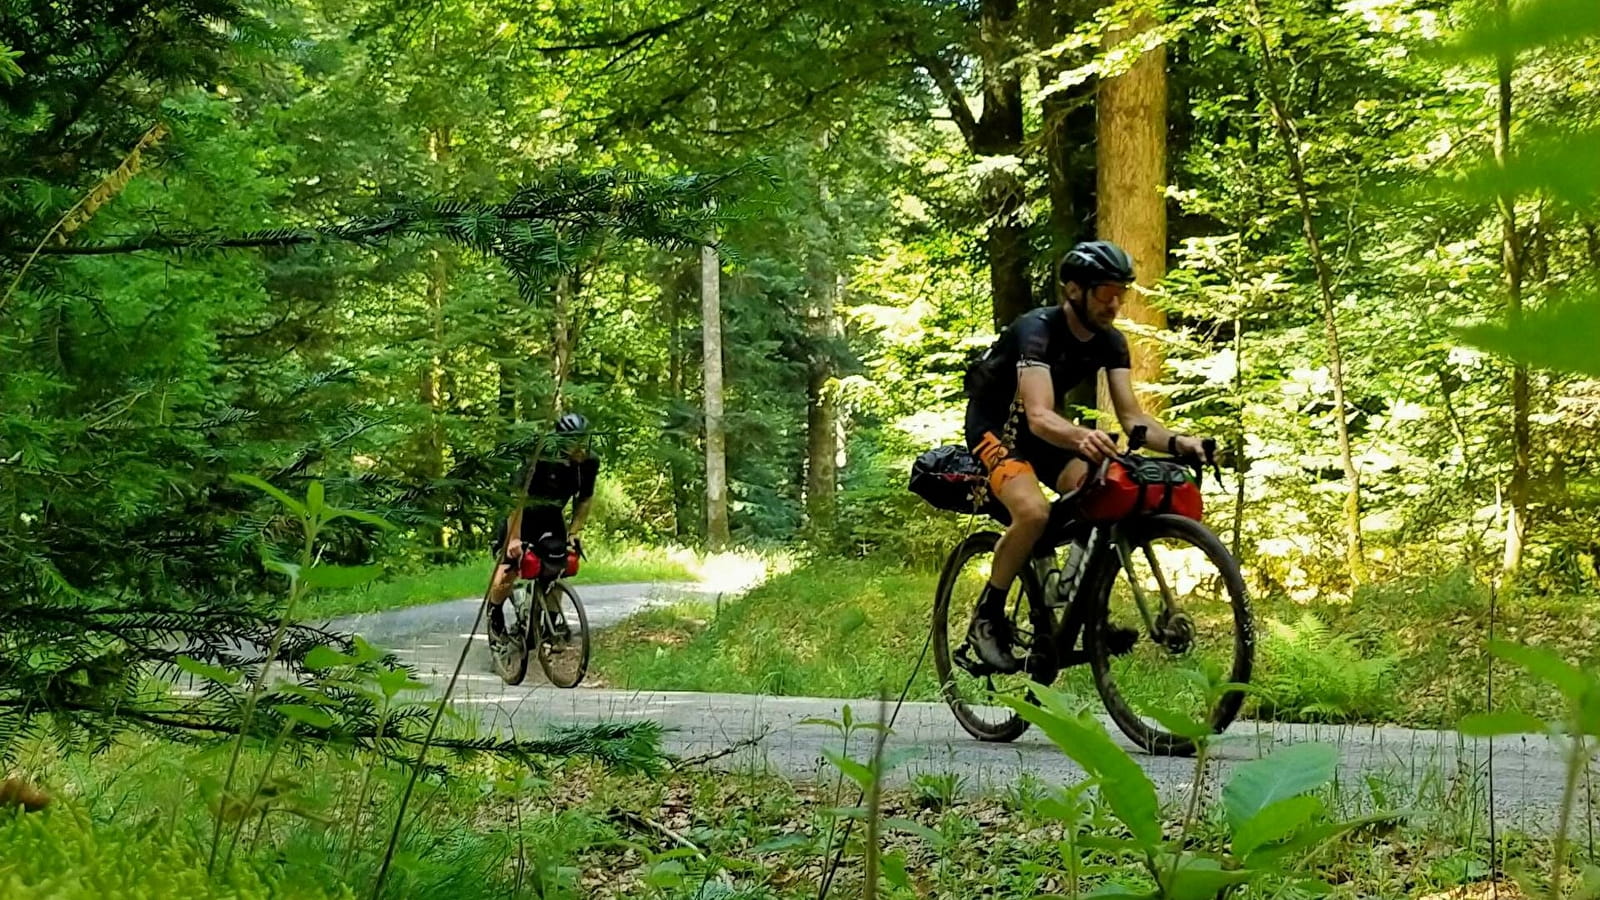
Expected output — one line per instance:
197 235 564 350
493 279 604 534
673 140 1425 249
1075 456 1203 523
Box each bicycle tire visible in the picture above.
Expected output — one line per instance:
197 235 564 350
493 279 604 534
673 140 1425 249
489 586 531 686
537 581 590 689
1086 514 1253 757
932 530 1054 743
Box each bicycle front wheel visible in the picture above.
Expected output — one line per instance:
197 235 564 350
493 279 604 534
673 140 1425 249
1087 514 1253 756
536 581 590 689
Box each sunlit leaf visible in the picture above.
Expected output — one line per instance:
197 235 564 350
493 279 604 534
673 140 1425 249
1444 0 1600 58
1232 794 1324 858
1490 640 1592 699
1459 294 1600 379
300 564 383 590
230 473 306 515
175 655 240 685
1222 743 1338 829
274 703 335 730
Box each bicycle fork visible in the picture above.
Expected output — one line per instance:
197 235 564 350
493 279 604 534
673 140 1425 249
1113 535 1187 649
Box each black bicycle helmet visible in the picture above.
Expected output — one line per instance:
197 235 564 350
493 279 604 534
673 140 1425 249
554 412 589 435
1057 240 1136 288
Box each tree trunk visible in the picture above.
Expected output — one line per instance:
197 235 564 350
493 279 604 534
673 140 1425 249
1036 0 1098 250
1096 4 1169 401
415 246 449 550
551 272 574 416
1495 0 1530 576
1249 0 1365 582
664 264 698 540
806 271 841 533
923 0 1032 329
978 0 1032 329
701 244 731 549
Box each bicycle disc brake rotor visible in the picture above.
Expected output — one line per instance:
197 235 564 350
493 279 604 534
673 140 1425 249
1155 610 1195 654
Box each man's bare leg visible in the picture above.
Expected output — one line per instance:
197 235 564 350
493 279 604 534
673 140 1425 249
969 470 1050 673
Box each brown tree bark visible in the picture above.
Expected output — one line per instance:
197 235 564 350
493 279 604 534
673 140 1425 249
1096 4 1169 400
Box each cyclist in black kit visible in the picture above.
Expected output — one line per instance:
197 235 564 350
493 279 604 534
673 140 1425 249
962 241 1212 673
488 412 598 615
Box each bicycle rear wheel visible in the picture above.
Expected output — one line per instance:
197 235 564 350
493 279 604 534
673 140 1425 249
536 581 590 689
1087 514 1253 757
932 531 1056 743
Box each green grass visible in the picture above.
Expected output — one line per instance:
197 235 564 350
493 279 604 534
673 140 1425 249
593 559 946 698
296 542 704 620
594 558 1587 729
1 728 1569 900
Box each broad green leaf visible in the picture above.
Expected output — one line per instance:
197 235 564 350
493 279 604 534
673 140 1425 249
1458 710 1549 737
262 556 301 582
1159 855 1255 900
1490 640 1592 699
881 849 909 890
302 645 356 671
1078 833 1148 854
1144 704 1212 740
175 655 241 685
799 717 843 732
820 748 874 790
1445 0 1600 58
231 473 306 515
376 667 427 699
300 564 383 590
306 481 324 518
1459 296 1600 380
883 817 947 846
999 686 1162 848
1222 743 1338 829
1232 794 1324 858
274 703 335 730
1088 877 1152 890
751 834 811 853
1245 811 1402 866
351 636 385 663
1580 688 1600 737
323 507 398 531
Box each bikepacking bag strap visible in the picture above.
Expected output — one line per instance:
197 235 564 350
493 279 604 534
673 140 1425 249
1074 454 1204 522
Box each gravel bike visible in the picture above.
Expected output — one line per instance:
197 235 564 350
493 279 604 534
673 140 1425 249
932 437 1253 756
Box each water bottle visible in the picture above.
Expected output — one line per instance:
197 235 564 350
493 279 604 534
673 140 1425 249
1058 540 1087 603
1042 567 1062 607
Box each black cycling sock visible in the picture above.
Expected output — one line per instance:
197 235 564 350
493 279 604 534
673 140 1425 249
977 582 1010 619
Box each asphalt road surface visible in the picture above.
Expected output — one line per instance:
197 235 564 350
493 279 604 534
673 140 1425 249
326 584 1593 831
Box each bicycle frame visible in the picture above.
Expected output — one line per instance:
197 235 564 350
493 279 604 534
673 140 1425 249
1024 504 1185 669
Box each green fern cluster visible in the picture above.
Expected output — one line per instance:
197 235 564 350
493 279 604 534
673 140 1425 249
1253 613 1399 723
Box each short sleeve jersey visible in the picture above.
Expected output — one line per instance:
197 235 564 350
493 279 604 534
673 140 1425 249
524 455 600 508
964 306 1132 432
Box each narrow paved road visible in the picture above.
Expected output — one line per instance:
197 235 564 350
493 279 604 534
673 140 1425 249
328 586 1591 831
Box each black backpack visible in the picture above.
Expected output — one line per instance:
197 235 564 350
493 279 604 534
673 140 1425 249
908 445 989 514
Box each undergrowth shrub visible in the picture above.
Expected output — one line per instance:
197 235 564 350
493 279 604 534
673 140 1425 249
1252 613 1399 722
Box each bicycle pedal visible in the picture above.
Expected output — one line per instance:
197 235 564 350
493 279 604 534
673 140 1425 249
954 643 996 677
1102 625 1139 657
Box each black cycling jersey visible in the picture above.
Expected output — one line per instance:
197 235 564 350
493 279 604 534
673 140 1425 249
524 454 599 508
964 305 1131 439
